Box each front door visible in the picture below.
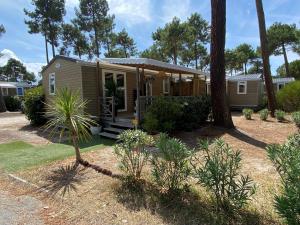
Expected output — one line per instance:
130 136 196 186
102 70 127 112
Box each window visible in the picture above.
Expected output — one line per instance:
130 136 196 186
163 77 170 94
207 83 211 95
17 87 24 96
237 81 247 94
1 88 8 96
49 73 56 95
277 83 285 91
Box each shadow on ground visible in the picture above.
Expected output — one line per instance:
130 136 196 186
114 180 280 225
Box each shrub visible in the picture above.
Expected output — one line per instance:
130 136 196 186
192 139 256 213
267 134 300 225
4 96 21 111
24 86 46 125
292 111 300 129
275 110 286 122
151 133 193 193
114 130 154 180
259 109 269 121
142 97 182 133
277 81 300 112
242 108 253 120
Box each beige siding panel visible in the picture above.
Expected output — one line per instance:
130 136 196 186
152 76 164 96
42 58 82 104
228 80 260 106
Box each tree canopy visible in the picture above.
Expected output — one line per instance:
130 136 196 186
234 43 256 74
0 24 5 38
277 60 300 80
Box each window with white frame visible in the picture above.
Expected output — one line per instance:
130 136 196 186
163 77 170 94
237 81 247 94
49 73 56 95
17 87 24 96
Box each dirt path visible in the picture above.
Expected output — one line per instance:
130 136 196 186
0 112 49 145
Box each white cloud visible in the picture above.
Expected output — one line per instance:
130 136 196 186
107 0 152 26
160 0 191 23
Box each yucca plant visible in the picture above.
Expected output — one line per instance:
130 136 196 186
45 88 95 163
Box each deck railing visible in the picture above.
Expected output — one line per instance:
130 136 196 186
99 96 115 122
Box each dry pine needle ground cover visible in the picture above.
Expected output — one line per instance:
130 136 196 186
6 113 299 225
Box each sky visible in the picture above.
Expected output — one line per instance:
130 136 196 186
0 0 299 76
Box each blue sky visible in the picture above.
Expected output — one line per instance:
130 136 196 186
0 0 299 74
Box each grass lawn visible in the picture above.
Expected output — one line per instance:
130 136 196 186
0 137 114 172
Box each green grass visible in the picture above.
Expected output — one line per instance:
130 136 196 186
0 137 115 172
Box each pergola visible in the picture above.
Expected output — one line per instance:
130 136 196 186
102 58 207 124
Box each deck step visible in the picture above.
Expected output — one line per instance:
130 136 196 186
108 122 134 129
99 132 118 140
103 127 125 134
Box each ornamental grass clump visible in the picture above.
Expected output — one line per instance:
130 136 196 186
259 109 269 121
267 134 300 225
192 139 256 213
275 110 286 122
114 130 154 180
151 133 193 193
242 108 253 120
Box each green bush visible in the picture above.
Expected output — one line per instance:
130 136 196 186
259 109 269 121
142 97 183 133
267 134 300 225
292 111 300 128
142 96 211 133
242 108 253 120
275 110 286 122
24 86 46 125
151 133 193 193
4 96 21 111
277 81 300 112
192 139 256 213
114 130 154 180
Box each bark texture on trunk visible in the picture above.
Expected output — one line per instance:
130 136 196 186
45 35 49 64
210 0 234 128
0 88 6 112
282 43 290 77
255 0 277 117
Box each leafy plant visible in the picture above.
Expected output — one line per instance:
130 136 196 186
114 130 154 180
275 110 286 122
267 134 300 225
24 86 46 125
242 108 253 120
4 96 21 111
277 81 300 112
192 139 256 213
291 111 300 129
259 108 269 121
151 133 193 193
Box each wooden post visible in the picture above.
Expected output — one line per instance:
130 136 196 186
179 73 182 96
96 61 101 117
112 96 115 123
136 67 141 126
205 75 207 96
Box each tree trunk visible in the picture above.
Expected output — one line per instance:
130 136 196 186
0 88 6 112
94 28 100 58
282 43 290 77
174 48 177 65
44 35 49 64
255 0 277 117
71 133 82 163
244 62 247 74
195 42 198 69
51 42 55 58
210 0 234 128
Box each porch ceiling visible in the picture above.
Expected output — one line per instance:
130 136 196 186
102 58 206 76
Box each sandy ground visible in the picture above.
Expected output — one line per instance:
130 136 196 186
0 112 298 225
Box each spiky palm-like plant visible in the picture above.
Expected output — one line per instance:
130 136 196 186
45 88 95 163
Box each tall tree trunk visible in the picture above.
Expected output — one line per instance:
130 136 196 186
71 132 82 163
0 88 6 112
51 41 55 58
244 62 247 74
255 0 277 117
44 35 49 64
94 28 100 58
195 42 198 69
210 0 234 128
174 48 177 65
282 43 290 77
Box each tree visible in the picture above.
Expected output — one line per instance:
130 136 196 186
102 15 117 57
277 60 300 80
184 13 210 69
248 47 263 74
115 29 137 58
225 49 240 75
235 43 256 74
0 24 5 38
292 29 300 55
140 44 168 62
45 88 117 177
152 17 186 65
75 0 110 58
267 23 298 77
210 0 234 128
24 0 66 62
1 59 36 83
60 21 90 59
256 0 277 116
